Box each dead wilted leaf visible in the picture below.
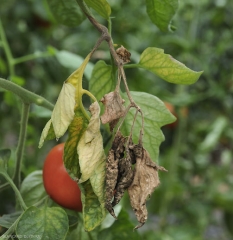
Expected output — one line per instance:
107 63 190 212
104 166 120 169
128 144 167 229
105 149 118 219
112 151 134 207
105 132 126 218
116 45 131 64
100 91 125 130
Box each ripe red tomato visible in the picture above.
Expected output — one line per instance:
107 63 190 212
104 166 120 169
43 143 82 211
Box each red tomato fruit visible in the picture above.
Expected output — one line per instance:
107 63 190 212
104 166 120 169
43 143 82 211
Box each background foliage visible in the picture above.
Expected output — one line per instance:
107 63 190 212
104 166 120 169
0 0 233 239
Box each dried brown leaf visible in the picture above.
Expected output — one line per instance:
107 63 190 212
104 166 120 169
112 152 134 207
116 45 131 64
105 149 118 219
128 144 167 229
100 91 125 128
105 132 127 218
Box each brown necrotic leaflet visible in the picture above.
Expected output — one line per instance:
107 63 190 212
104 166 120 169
128 144 167 229
105 132 135 218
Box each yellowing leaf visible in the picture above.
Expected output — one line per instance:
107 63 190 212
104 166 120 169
39 52 92 148
139 47 203 84
77 102 106 231
90 157 106 204
66 52 91 88
80 180 106 232
78 102 106 183
64 109 89 178
51 83 76 139
38 119 56 148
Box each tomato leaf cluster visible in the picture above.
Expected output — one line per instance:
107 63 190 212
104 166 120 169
0 0 204 239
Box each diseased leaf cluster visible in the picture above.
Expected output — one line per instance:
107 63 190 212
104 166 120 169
0 0 203 237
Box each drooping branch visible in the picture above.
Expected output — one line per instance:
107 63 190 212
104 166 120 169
76 0 144 137
0 78 54 110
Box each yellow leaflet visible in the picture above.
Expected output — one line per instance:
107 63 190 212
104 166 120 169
38 83 75 147
64 108 89 178
38 53 92 148
81 180 106 232
77 102 106 231
78 101 105 183
65 52 91 86
51 83 76 139
38 119 53 148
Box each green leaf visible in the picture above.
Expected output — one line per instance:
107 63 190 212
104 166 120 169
0 212 22 228
64 109 88 178
145 0 179 32
138 47 203 84
46 0 85 27
80 180 106 232
98 209 141 240
89 60 115 102
121 91 176 163
20 170 47 207
84 0 111 19
16 206 69 240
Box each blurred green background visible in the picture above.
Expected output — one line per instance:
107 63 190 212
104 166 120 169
0 0 233 239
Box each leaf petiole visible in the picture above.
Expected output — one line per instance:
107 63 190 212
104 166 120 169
82 89 97 102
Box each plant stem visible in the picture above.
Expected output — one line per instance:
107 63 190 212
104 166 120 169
124 63 140 69
82 89 97 102
0 19 15 76
108 18 112 36
13 52 51 65
0 78 54 110
0 171 27 210
13 103 30 188
77 0 145 143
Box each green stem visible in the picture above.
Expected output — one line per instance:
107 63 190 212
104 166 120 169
0 19 15 76
82 89 97 102
13 52 51 65
107 17 112 36
13 103 30 188
123 63 140 69
0 171 27 210
0 78 54 110
79 102 90 121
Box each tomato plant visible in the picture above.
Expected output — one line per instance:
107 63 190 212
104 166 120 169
0 0 207 239
43 143 82 212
